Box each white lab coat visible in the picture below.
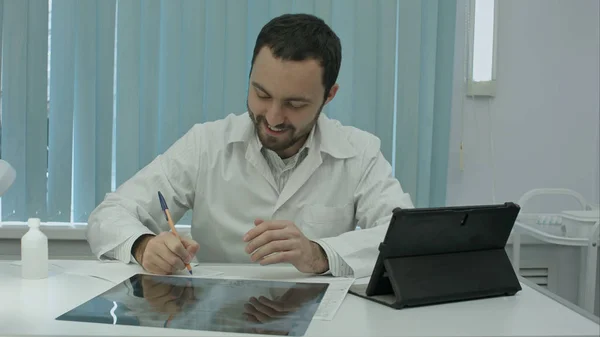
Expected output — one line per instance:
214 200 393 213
87 112 414 278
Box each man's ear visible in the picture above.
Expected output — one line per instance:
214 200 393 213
324 84 339 105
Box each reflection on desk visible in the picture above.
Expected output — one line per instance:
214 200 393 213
56 273 329 336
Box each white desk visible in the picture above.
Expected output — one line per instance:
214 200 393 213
0 260 598 337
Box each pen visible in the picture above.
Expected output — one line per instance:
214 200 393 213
157 191 193 275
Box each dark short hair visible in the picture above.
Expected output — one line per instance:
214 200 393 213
251 13 342 101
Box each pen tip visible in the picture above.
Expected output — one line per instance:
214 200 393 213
188 270 193 275
157 191 168 211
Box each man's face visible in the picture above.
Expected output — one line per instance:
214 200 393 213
248 47 338 158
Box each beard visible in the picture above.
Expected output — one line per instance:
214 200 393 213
247 101 322 156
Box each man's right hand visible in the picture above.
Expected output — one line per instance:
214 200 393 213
134 232 199 275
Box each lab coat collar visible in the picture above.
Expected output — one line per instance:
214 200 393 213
227 112 357 159
314 113 357 159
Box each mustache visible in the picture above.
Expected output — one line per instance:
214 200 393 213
253 114 294 131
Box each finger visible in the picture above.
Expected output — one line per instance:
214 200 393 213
243 221 287 242
250 297 283 317
146 258 172 275
150 247 180 273
257 296 287 312
243 312 260 324
181 237 200 258
144 235 185 271
161 298 182 314
244 303 271 323
254 218 264 226
259 250 298 266
142 247 171 274
163 234 192 264
245 229 290 254
250 240 293 262
153 240 186 271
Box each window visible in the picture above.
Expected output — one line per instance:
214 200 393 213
467 0 498 97
1 0 455 230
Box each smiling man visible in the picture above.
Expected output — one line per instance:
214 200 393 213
87 13 414 278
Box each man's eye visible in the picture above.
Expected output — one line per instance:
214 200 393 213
288 102 306 109
256 92 270 99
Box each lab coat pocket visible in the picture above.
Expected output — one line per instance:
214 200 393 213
301 203 355 239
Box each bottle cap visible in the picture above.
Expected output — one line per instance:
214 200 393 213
27 218 41 228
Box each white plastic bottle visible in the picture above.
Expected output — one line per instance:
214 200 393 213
21 218 48 279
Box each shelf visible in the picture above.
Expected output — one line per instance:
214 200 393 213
514 220 593 247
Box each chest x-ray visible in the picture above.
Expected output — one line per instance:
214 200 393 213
56 273 329 336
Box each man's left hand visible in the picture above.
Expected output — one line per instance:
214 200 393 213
243 219 329 274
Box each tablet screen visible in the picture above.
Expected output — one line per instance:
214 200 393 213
56 273 328 336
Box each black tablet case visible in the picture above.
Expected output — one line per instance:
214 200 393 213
350 202 522 309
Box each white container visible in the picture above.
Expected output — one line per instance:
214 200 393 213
561 210 600 238
21 218 49 279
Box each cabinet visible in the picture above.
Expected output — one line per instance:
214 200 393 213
506 241 581 306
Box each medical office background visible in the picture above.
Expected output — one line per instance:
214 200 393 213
0 0 598 317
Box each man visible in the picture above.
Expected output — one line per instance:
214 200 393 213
87 13 414 279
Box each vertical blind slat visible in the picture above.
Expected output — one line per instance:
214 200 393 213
94 0 116 209
72 0 97 222
157 0 182 153
0 0 3 96
48 0 76 222
291 0 315 15
268 0 292 18
25 0 49 220
1 0 28 221
376 0 398 163
180 0 206 130
138 0 160 168
353 0 378 134
313 0 332 116
114 0 141 186
415 0 439 208
430 0 456 207
394 0 422 204
223 0 248 116
202 0 227 123
245 0 270 82
314 0 332 26
328 0 355 124
178 0 207 225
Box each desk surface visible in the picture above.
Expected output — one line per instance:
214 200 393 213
0 260 598 337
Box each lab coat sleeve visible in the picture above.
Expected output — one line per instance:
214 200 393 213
315 137 414 278
104 235 143 264
86 125 204 262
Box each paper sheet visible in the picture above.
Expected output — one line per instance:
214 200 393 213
306 277 355 321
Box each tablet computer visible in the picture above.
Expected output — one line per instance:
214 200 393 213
350 202 522 309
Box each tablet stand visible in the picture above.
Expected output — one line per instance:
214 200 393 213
375 243 522 309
